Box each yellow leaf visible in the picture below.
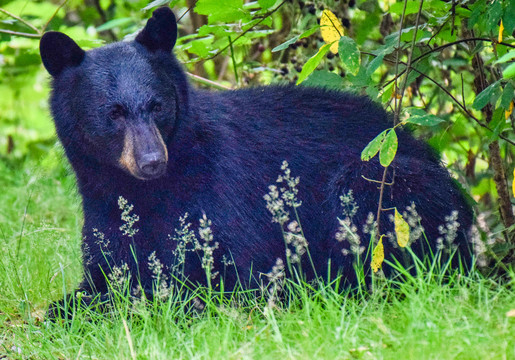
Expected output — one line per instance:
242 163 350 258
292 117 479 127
392 91 402 100
320 10 344 54
394 208 410 247
506 101 513 120
506 309 515 317
499 20 504 43
371 235 385 273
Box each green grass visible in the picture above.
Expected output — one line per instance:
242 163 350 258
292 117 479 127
0 157 514 359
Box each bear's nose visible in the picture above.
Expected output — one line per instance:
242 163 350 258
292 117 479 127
139 153 167 178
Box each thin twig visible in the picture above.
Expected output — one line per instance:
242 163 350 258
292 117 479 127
0 29 40 38
186 72 232 90
178 0 198 22
375 167 390 236
42 0 69 34
0 7 40 33
0 0 69 38
392 0 408 123
384 37 515 90
376 0 424 239
409 67 515 147
460 74 466 111
375 0 409 239
361 175 394 186
397 0 424 114
362 50 515 147
228 36 239 85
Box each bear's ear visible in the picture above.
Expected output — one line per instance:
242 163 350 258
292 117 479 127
136 7 177 53
40 32 85 77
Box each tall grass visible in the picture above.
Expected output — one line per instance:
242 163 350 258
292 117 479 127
0 159 514 359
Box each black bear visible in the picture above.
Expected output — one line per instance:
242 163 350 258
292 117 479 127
39 7 473 303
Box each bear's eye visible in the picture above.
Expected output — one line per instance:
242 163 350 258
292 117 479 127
108 105 125 121
150 102 162 113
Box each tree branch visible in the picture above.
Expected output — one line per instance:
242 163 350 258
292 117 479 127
463 30 515 246
409 67 515 147
186 72 232 90
383 37 515 90
42 0 69 34
0 7 40 33
0 29 40 38
376 0 424 239
361 51 515 147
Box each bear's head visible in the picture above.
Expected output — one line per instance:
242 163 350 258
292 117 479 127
39 8 186 181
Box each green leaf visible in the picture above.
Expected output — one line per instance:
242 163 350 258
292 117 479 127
455 8 471 17
76 39 105 49
272 37 298 52
299 26 321 39
435 28 457 43
271 26 319 52
487 107 508 142
366 86 379 99
361 130 387 162
96 17 132 32
398 24 430 43
468 1 485 29
503 2 515 35
404 108 445 126
184 38 213 57
405 114 445 126
258 0 276 9
355 11 381 45
503 63 515 79
366 53 384 77
405 107 426 116
501 83 514 109
380 129 398 167
346 67 370 88
375 36 398 57
302 70 344 89
389 1 421 15
338 36 360 76
381 82 394 103
495 50 515 64
486 0 502 32
195 0 248 23
296 43 332 85
472 80 501 110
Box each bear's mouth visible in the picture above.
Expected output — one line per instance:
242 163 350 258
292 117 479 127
135 151 167 180
118 122 168 180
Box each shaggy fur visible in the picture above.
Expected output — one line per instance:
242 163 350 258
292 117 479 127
40 8 473 298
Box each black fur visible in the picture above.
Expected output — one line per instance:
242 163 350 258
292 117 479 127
40 32 85 77
40 7 473 301
135 7 178 53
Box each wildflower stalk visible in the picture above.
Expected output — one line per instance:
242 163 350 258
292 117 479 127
199 214 219 292
265 160 316 281
117 196 141 284
280 227 294 278
292 207 318 278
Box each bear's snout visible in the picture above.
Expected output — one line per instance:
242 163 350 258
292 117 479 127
138 152 167 179
118 121 168 180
